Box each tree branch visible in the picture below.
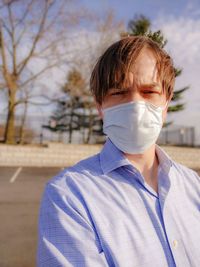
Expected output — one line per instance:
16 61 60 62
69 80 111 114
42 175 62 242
0 23 9 79
15 0 35 28
0 82 6 89
15 24 27 47
32 34 67 57
1 22 15 59
14 97 54 107
41 0 65 35
15 0 35 47
19 60 68 88
17 0 55 75
2 21 12 39
7 2 17 74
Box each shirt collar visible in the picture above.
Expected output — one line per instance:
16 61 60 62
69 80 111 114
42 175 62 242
100 138 132 174
155 144 173 174
100 138 173 175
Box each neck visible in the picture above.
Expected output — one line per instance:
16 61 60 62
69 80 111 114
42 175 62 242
124 144 159 187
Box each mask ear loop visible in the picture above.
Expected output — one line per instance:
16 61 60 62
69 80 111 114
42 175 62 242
163 100 168 110
148 100 168 111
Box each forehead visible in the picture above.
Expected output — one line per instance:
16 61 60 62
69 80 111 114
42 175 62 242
129 48 158 86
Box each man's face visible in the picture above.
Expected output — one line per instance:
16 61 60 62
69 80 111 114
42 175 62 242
97 48 169 122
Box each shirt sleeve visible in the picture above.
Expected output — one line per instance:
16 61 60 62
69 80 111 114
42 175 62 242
37 179 108 267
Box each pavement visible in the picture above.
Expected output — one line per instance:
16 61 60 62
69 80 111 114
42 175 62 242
0 166 199 267
0 167 63 267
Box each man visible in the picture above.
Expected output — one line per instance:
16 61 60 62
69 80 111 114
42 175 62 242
37 36 200 267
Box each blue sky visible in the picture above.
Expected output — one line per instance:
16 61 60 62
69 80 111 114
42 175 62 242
1 0 199 144
80 0 200 24
77 0 200 144
23 0 200 144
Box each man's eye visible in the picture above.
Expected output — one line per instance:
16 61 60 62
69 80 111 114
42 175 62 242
111 91 128 96
143 91 156 94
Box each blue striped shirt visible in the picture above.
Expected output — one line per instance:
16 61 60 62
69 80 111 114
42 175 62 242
37 138 200 267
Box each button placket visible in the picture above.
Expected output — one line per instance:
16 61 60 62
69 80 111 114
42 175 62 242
172 239 178 249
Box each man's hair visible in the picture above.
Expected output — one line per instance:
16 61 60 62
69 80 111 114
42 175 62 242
90 36 175 104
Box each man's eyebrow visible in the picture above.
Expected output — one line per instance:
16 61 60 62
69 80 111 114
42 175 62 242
108 83 162 92
108 88 130 92
140 83 161 91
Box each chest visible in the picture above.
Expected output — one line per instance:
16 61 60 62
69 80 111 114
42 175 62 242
86 177 200 267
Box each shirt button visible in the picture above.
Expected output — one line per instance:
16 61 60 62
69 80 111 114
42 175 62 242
173 240 178 249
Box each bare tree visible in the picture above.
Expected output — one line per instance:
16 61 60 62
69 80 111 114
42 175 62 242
73 10 124 84
70 11 124 143
0 0 89 143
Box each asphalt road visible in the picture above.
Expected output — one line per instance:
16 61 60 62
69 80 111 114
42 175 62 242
0 167 199 267
0 167 63 267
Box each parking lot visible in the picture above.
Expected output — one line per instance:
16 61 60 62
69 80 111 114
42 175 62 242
0 166 199 267
0 167 64 267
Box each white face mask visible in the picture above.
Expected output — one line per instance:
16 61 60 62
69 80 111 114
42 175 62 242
102 101 167 154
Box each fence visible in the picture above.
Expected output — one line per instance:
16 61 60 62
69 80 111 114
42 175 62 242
158 125 195 147
0 113 196 146
0 142 200 169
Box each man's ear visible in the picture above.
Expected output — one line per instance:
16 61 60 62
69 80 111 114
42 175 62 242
95 101 103 119
163 93 173 122
166 93 174 110
169 92 174 102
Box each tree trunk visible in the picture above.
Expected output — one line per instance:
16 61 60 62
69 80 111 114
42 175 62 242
19 101 28 144
4 89 16 144
68 106 74 144
85 109 93 144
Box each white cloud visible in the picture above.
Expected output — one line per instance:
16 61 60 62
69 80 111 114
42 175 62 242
153 16 200 145
6 29 120 117
1 13 200 145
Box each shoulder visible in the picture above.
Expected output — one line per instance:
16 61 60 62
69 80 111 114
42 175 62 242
172 160 199 177
39 153 107 225
171 160 200 186
44 153 103 196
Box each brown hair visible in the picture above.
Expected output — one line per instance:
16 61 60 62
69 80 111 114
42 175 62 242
90 36 175 104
